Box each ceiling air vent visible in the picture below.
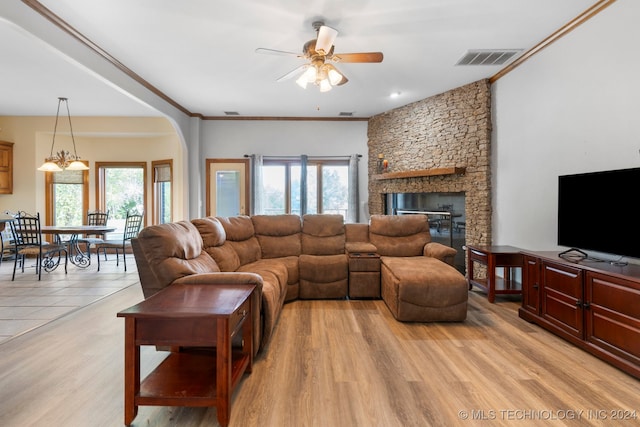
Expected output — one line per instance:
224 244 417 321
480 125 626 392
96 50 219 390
456 49 522 66
339 112 354 117
224 111 240 116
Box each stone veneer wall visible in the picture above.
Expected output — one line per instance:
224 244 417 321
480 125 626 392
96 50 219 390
367 79 492 247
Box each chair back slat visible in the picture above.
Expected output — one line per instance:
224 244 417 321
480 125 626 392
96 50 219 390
123 211 144 242
10 211 43 247
87 210 109 227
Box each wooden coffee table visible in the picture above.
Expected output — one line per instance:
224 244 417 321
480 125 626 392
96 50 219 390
117 283 255 427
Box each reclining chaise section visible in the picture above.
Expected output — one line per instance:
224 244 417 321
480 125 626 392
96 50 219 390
369 214 468 322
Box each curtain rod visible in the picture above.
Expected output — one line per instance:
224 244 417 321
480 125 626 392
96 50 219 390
244 154 362 159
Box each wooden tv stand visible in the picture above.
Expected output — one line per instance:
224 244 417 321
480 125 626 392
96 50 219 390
519 251 640 379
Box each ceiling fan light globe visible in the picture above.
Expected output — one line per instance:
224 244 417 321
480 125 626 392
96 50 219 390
328 69 344 85
305 66 317 83
296 74 308 89
319 79 332 92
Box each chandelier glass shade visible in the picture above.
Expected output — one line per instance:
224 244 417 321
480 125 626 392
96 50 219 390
37 97 89 172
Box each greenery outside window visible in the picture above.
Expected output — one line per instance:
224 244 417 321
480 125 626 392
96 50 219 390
262 159 348 217
45 165 88 226
96 162 146 235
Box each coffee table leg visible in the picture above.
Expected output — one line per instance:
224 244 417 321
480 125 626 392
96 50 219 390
123 318 140 426
216 318 231 427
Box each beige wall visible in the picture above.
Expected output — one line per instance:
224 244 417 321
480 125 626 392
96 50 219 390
0 116 184 222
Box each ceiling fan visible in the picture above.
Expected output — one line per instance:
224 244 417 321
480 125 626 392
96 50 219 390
256 21 383 92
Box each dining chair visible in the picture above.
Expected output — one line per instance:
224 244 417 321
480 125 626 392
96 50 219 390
1 226 13 267
8 211 68 280
0 211 16 266
77 210 110 261
95 210 143 272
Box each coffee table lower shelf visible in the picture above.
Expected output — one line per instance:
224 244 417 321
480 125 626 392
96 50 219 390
138 350 250 407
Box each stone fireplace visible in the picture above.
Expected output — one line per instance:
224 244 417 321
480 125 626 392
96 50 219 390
366 80 493 273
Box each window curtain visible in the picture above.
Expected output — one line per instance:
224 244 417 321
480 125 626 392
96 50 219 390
51 169 84 184
153 164 171 183
300 155 307 216
251 154 263 215
347 153 359 223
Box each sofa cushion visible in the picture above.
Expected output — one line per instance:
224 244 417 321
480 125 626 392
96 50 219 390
238 259 289 295
271 255 300 302
252 214 302 259
205 243 241 272
369 214 431 257
301 214 345 255
192 217 241 271
299 254 348 282
237 260 288 346
191 216 226 247
217 216 261 266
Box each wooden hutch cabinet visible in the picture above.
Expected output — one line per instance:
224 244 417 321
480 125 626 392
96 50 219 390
0 141 13 194
519 251 640 379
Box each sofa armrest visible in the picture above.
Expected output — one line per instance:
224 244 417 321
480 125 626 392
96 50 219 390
424 242 457 266
345 242 378 254
173 271 263 287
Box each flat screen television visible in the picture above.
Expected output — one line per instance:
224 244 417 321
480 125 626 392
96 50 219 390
558 167 640 259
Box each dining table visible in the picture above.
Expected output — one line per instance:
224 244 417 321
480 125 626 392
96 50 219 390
40 225 116 268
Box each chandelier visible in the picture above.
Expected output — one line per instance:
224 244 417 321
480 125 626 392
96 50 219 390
37 97 89 172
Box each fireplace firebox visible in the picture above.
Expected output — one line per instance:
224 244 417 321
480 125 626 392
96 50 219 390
385 192 466 273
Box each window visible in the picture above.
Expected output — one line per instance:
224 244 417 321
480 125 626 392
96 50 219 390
152 160 172 224
96 162 146 234
262 159 349 217
45 166 88 226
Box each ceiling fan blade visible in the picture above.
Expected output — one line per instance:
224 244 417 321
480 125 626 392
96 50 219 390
315 25 338 55
331 52 384 63
255 48 301 57
276 64 308 82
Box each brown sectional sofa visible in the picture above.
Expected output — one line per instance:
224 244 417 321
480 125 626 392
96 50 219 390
131 213 468 355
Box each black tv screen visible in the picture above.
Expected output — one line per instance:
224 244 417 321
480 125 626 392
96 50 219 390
558 167 640 259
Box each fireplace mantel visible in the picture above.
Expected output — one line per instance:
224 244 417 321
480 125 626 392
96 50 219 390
372 167 466 181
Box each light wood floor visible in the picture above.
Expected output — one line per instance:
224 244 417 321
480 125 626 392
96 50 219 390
1 268 639 427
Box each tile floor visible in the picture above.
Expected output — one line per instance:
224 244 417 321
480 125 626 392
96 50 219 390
0 252 140 344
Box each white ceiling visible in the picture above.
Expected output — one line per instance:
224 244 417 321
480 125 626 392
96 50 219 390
0 0 599 118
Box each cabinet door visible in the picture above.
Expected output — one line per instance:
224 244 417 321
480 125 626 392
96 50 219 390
541 260 583 339
585 271 640 367
522 255 540 314
0 141 13 194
